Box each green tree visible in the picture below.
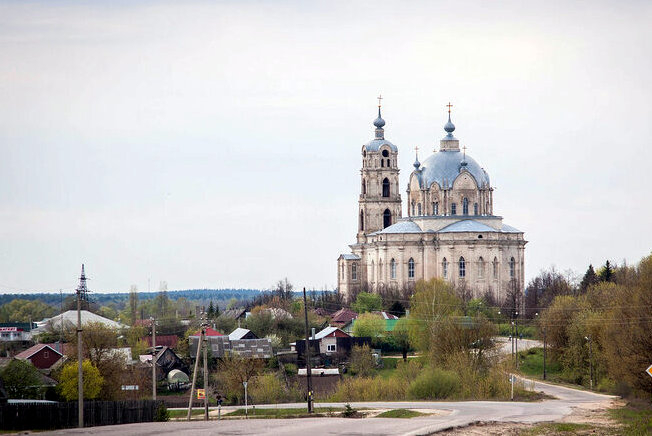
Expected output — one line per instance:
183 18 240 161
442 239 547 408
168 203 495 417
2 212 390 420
0 359 43 399
597 260 615 282
207 301 215 319
128 285 139 324
216 352 263 404
0 299 55 323
391 318 412 361
579 264 599 293
349 344 375 377
58 360 103 401
351 292 382 314
352 313 385 341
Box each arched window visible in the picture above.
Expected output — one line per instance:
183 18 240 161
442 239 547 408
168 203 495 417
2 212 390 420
451 203 457 215
459 256 466 278
493 257 498 279
381 159 385 167
390 258 396 279
417 203 422 215
382 178 390 197
359 210 364 231
442 258 448 278
474 202 478 215
383 209 392 228
510 257 516 278
362 179 366 195
386 159 390 167
478 257 485 279
408 258 415 279
351 263 357 281
433 201 439 215
463 198 469 215
486 201 490 215
382 149 389 157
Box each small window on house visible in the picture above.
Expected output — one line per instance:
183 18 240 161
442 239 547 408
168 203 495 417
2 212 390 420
442 258 448 278
493 257 498 279
417 203 422 215
327 344 336 352
463 198 469 215
390 258 396 279
408 258 415 278
352 264 358 281
510 257 516 278
459 256 466 278
474 202 478 215
451 203 457 215
43 351 49 358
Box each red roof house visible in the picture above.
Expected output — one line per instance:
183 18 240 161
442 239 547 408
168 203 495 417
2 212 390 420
330 308 358 328
15 344 63 370
142 334 179 348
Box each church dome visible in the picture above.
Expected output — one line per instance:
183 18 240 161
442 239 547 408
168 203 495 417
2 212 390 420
419 150 490 188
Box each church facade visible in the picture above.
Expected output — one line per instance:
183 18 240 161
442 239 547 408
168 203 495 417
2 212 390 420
337 104 527 303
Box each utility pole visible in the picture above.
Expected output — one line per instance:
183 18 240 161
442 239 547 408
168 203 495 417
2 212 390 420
187 315 207 421
59 289 63 354
302 287 313 413
76 264 88 429
586 335 593 390
203 319 209 421
151 317 156 401
543 326 547 380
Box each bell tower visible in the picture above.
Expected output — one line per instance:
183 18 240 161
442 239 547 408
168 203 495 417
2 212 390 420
357 97 402 243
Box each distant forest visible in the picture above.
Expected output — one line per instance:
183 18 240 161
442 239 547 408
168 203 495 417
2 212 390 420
0 288 266 308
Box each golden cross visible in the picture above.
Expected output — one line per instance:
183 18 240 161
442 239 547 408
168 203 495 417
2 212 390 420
446 102 453 113
414 146 419 154
377 94 383 107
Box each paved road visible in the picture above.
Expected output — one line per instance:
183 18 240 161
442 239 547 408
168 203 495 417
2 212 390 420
40 379 616 436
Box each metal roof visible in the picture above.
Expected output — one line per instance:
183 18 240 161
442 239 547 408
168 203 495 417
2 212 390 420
364 138 398 152
418 150 490 189
375 220 422 234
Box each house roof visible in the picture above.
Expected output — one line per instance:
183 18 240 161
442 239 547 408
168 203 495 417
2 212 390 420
221 308 247 319
189 327 224 338
228 328 253 340
330 308 358 324
371 311 399 320
15 344 62 360
314 326 349 340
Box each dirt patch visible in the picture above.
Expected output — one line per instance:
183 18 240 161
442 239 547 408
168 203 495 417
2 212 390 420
434 398 622 435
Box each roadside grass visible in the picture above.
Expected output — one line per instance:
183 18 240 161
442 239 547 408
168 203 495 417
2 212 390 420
608 400 652 436
498 323 536 338
225 407 344 418
168 409 204 419
377 358 399 379
375 409 426 418
522 422 596 435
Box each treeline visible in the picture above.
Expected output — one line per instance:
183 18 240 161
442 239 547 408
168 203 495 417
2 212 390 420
539 254 652 398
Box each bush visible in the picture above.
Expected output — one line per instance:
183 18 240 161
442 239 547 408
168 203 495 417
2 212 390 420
249 374 285 404
407 368 460 399
284 363 298 376
349 344 376 377
155 403 170 422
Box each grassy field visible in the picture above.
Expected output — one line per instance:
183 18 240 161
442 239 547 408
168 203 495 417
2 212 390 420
168 409 204 419
609 401 652 435
517 347 564 382
376 409 427 418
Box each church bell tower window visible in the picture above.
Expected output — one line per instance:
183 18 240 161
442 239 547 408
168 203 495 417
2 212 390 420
463 198 469 215
383 209 392 228
451 203 457 215
509 257 516 278
382 178 390 197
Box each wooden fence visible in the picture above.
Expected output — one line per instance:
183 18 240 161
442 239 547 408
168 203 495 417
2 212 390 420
0 400 161 431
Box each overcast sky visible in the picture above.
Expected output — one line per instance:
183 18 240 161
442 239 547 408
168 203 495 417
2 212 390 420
1 0 651 294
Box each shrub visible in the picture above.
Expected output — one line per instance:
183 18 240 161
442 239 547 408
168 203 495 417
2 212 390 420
408 368 460 400
155 403 170 422
349 344 375 377
394 359 422 383
249 374 285 404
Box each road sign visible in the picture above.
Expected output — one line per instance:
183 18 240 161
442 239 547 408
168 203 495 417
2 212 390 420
197 389 205 399
646 365 652 378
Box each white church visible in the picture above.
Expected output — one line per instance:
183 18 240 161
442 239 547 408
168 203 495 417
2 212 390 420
337 102 527 303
